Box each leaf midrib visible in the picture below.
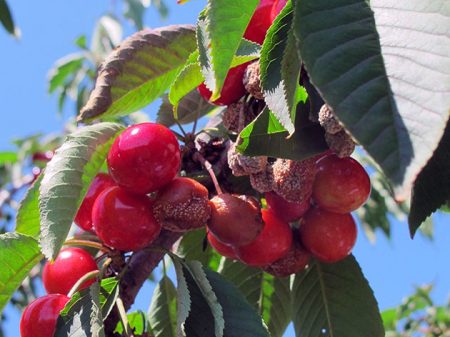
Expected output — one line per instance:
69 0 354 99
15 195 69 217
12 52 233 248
316 261 334 337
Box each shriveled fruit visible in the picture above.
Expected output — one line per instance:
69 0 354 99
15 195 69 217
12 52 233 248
20 294 70 337
237 209 292 266
263 240 310 277
198 63 248 106
207 232 237 259
107 122 180 195
153 177 211 232
299 207 357 263
313 154 370 213
74 173 116 232
265 191 310 223
207 194 263 246
43 247 98 295
92 186 161 251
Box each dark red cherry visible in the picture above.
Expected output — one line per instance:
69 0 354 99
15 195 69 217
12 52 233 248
265 191 310 223
244 0 275 44
236 209 292 266
20 294 70 337
43 247 98 295
107 123 180 195
92 186 161 251
198 63 248 106
74 173 116 232
31 151 54 163
299 207 357 263
207 232 237 259
312 154 371 213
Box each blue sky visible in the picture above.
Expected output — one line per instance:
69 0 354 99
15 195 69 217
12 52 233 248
1 1 449 336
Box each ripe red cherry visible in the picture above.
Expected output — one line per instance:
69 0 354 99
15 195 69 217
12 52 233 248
244 0 275 44
237 209 292 267
43 247 98 295
198 63 248 106
92 186 161 251
299 207 357 263
20 294 70 337
74 173 116 232
270 0 288 21
107 123 180 195
207 232 237 259
312 154 371 213
207 194 263 246
265 191 310 223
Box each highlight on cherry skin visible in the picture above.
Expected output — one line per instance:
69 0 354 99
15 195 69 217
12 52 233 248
299 207 357 263
107 122 181 195
20 294 70 337
92 185 161 252
42 247 99 295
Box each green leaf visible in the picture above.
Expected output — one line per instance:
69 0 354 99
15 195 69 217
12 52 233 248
175 229 215 266
148 276 177 337
55 282 105 337
201 0 259 99
292 255 384 337
16 174 42 238
39 122 124 260
79 25 196 122
0 151 17 165
124 0 147 30
260 0 298 134
98 277 119 321
90 15 122 58
157 90 215 128
218 260 291 337
0 233 42 313
409 121 450 237
237 101 328 160
115 311 149 335
0 0 16 36
48 54 85 94
294 0 450 200
232 39 261 67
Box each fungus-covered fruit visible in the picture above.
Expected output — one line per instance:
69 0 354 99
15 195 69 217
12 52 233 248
74 173 116 232
107 123 180 195
299 207 357 263
263 241 310 277
42 247 98 295
153 177 211 232
20 294 70 337
237 209 292 266
92 186 161 251
207 194 263 246
313 154 370 213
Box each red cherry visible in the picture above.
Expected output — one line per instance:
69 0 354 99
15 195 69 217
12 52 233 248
20 294 70 337
198 63 248 106
74 173 116 232
299 207 357 263
265 191 310 223
107 123 180 195
42 247 98 295
237 209 292 267
31 151 54 163
244 0 275 44
207 194 263 246
312 154 371 213
207 232 237 259
270 0 288 22
92 186 161 251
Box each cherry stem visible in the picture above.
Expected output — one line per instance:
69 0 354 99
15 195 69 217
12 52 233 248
67 270 101 298
99 257 113 279
191 107 200 135
116 297 133 337
64 239 112 254
193 152 223 195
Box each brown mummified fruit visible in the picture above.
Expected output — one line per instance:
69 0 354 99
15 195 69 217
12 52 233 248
250 163 274 193
153 177 211 232
223 102 257 133
208 193 264 246
325 130 356 158
318 104 343 135
272 158 317 203
263 239 310 277
227 142 267 176
243 61 264 100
